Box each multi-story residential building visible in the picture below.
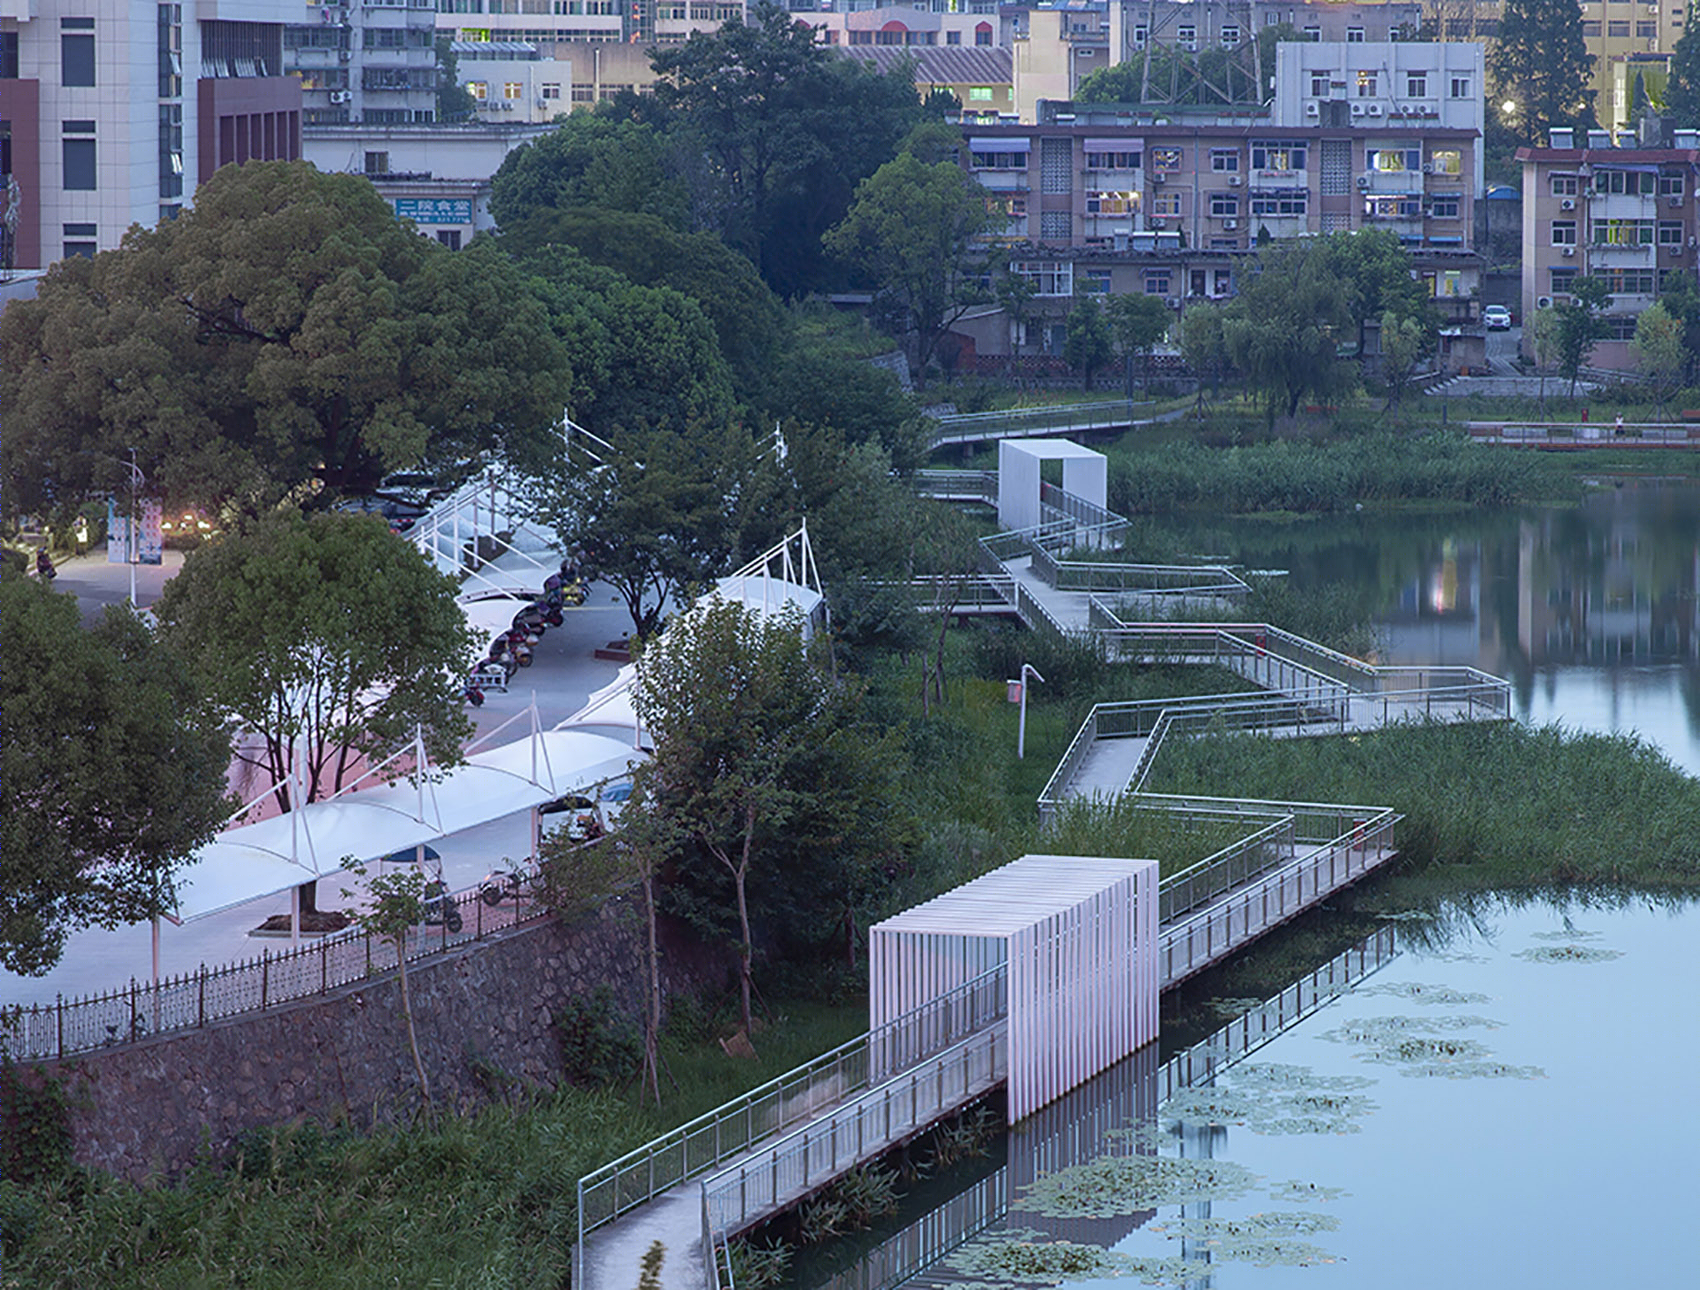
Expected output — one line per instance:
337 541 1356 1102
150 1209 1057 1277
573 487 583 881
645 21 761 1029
1 0 302 272
453 39 567 122
435 0 745 53
1517 126 1700 372
954 94 1482 357
1271 41 1484 194
802 5 1003 49
285 0 437 126
841 43 1014 119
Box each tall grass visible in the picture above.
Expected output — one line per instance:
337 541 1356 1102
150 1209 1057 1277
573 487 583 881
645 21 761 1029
1146 721 1700 893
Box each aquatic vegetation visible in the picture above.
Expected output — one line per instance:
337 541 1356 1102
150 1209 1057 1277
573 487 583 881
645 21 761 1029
1225 1063 1375 1092
1014 1154 1260 1218
1203 997 1266 1019
1350 981 1490 1006
1257 1090 1379 1136
947 1232 1208 1286
1530 928 1602 942
1162 1087 1265 1127
1267 1179 1349 1204
1324 1015 1502 1043
1322 1019 1544 1079
1516 945 1623 964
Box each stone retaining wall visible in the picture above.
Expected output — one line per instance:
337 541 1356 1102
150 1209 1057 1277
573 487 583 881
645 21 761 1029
40 899 731 1181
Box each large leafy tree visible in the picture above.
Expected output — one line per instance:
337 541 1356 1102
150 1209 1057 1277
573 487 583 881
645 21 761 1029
824 150 992 379
1489 0 1596 141
1552 275 1611 396
488 113 690 230
1223 240 1352 426
1326 227 1434 355
1664 27 1700 129
1 578 231 974
650 2 923 293
155 511 475 821
1106 292 1172 397
1 162 570 520
1063 295 1115 390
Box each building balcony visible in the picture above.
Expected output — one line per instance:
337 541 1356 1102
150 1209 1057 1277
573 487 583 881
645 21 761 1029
976 171 1030 191
1591 241 1655 260
1360 171 1424 195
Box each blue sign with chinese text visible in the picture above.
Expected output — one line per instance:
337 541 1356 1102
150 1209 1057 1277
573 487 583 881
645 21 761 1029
395 197 473 225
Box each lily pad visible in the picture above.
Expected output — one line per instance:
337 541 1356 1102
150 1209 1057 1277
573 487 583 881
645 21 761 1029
1516 945 1622 964
1267 1179 1350 1204
1350 981 1490 1005
946 1234 1208 1286
1014 1154 1260 1218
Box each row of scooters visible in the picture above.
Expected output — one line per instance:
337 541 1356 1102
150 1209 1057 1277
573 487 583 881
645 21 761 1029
465 555 595 705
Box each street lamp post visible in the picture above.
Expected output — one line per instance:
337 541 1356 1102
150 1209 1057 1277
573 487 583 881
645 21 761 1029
1007 662 1046 759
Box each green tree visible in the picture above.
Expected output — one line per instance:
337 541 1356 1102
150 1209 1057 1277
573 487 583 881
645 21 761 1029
1326 227 1433 355
1655 270 1700 382
435 38 478 124
500 206 782 401
1489 0 1596 141
1553 275 1611 396
1063 295 1114 390
1076 60 1153 104
1666 27 1700 129
340 863 435 1108
1 579 231 974
155 511 474 818
824 150 992 380
1630 300 1684 401
1222 240 1351 426
1 163 570 520
1179 302 1233 409
488 114 690 230
995 268 1041 374
1106 292 1172 397
1529 300 1562 408
651 2 923 293
1379 310 1426 409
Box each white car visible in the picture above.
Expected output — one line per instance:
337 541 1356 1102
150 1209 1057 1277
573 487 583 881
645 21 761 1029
1483 305 1513 330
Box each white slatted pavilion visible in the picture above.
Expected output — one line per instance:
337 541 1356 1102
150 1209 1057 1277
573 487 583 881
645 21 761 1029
868 853 1160 1122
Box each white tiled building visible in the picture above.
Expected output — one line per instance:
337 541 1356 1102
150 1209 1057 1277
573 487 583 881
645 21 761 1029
284 0 437 126
1 0 302 271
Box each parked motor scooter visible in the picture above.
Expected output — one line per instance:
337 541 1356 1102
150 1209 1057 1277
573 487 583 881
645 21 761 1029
479 860 534 906
422 878 463 933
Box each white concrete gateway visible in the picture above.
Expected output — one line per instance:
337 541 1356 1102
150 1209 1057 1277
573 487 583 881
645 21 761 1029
996 439 1107 533
869 853 1160 1122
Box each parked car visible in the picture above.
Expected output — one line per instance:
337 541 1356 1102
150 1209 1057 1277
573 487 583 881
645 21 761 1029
1483 305 1513 330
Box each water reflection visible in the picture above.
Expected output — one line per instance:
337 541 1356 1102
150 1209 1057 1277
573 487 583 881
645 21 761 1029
1169 481 1700 774
813 899 1700 1290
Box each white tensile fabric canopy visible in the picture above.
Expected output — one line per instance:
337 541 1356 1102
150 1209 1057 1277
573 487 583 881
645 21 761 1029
167 729 643 922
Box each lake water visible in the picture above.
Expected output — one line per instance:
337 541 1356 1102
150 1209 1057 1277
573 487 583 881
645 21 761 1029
1164 479 1700 777
807 899 1700 1290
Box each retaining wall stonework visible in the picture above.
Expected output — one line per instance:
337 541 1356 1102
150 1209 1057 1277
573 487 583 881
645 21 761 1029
39 900 732 1181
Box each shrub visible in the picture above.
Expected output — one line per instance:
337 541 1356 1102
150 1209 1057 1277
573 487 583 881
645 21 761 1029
553 987 643 1088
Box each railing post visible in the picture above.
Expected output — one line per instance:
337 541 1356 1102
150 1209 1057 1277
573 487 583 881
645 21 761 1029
261 950 269 1009
198 967 206 1028
56 994 63 1060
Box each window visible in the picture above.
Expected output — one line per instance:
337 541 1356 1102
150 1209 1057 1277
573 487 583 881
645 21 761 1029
1551 173 1579 196
503 81 523 99
1250 192 1308 215
1177 24 1196 43
1430 149 1462 176
1593 218 1655 244
1214 268 1232 295
1151 191 1182 216
1150 147 1183 173
973 149 1028 169
1406 71 1427 97
436 230 462 250
1602 268 1656 293
158 104 183 200
1582 20 1603 34
1365 195 1420 219
1660 174 1685 196
1086 191 1135 214
1346 26 1365 42
1550 267 1577 294
1080 269 1111 294
61 27 96 87
1210 148 1239 172
975 23 992 46
1429 193 1461 219
542 82 561 98
1595 169 1656 194
1638 21 1657 35
1551 220 1577 245
1143 269 1171 296
364 151 390 175
1608 20 1631 35
1310 69 1330 96
63 239 96 259
1368 147 1421 172
1659 221 1684 244
1356 70 1377 97
158 4 182 98
1210 192 1239 216
1015 260 1072 296
1221 25 1239 45
63 137 96 190
1086 150 1141 169
1251 141 1306 171
1133 24 1148 46
1450 76 1471 98
1303 25 1320 40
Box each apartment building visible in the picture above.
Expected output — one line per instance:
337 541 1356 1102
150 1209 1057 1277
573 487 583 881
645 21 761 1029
285 0 437 126
1 0 302 272
435 0 744 52
802 5 1002 48
1518 126 1700 372
453 39 567 121
956 96 1481 356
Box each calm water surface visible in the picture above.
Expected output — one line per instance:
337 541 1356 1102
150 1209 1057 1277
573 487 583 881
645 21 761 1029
837 899 1700 1290
1168 479 1700 776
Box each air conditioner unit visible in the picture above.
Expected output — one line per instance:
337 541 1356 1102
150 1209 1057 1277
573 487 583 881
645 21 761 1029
1421 162 1434 174
1537 295 1553 309
1164 297 1180 308
1152 173 1166 185
1149 217 1167 227
1671 195 1684 208
1179 40 1197 52
1350 102 1367 117
1356 175 1371 190
1305 101 1321 118
339 50 351 61
1561 198 1576 211
1562 245 1575 256
1223 218 1238 230
1228 174 1241 186
1366 103 1384 117
329 90 350 103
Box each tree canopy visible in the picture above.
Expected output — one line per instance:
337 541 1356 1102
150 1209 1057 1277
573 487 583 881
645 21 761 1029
155 510 474 813
1 163 570 520
488 113 690 231
1665 27 1700 129
1489 0 1596 140
1222 240 1351 425
1063 295 1114 390
1 578 231 974
1325 228 1434 354
824 149 992 377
